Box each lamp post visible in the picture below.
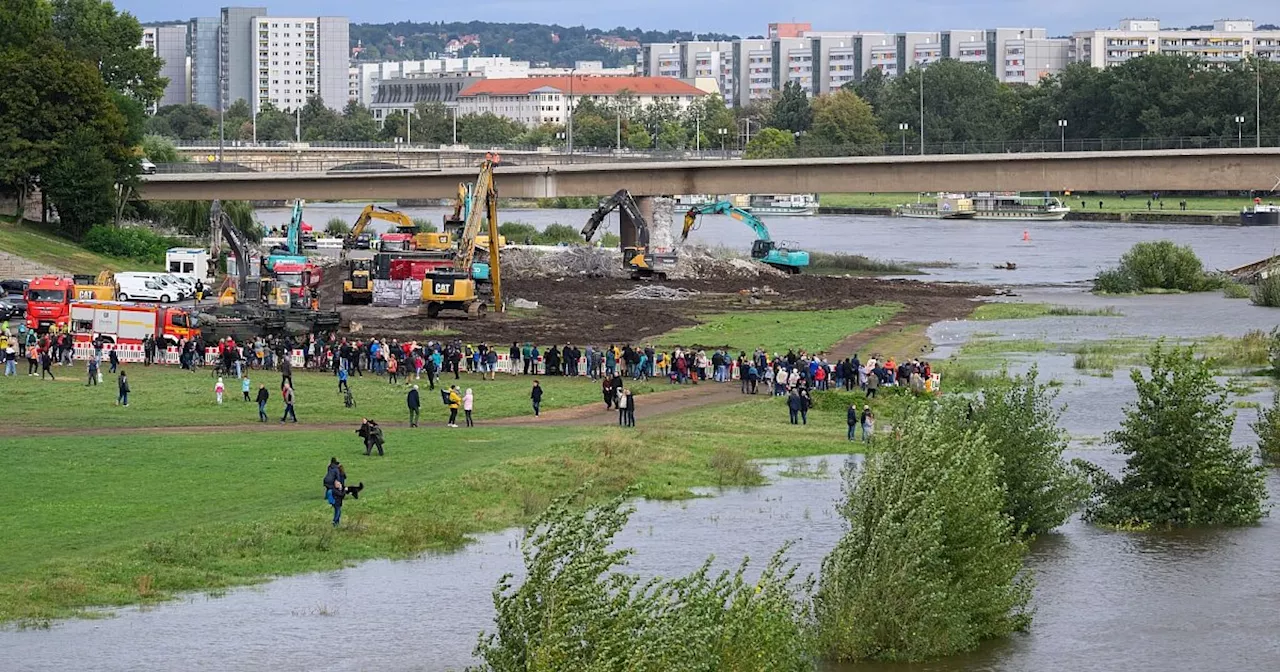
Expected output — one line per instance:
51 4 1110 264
406 109 412 145
616 111 622 152
1058 119 1067 152
451 106 458 145
918 68 925 155
567 69 577 155
718 127 727 152
1236 115 1246 147
295 107 301 143
898 122 909 155
695 108 702 156
739 117 757 149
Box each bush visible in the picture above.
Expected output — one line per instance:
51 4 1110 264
1251 275 1280 307
497 222 537 241
82 225 179 264
324 217 350 236
411 217 438 233
141 134 181 164
1252 390 1280 465
538 223 582 245
1096 241 1218 293
815 402 1031 662
474 489 814 671
1092 267 1139 293
1080 342 1267 527
1222 281 1252 299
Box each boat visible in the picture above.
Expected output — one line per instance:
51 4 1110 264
896 194 977 220
1240 204 1280 226
746 194 818 216
968 192 1071 221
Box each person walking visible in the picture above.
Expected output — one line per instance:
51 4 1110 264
326 480 347 527
602 376 615 410
861 406 875 443
463 388 474 427
387 355 399 385
338 366 349 394
357 418 385 456
256 384 270 422
846 403 859 441
407 384 421 427
215 377 225 404
787 389 802 425
39 347 55 380
281 357 293 390
280 383 297 423
531 380 543 417
242 376 251 401
447 385 461 427
117 370 130 406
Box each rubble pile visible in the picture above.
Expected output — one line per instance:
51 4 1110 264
497 245 785 280
668 246 788 280
610 285 700 301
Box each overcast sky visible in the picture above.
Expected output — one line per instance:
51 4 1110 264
123 0 1276 35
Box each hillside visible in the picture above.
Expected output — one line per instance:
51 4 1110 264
0 217 155 276
349 21 738 68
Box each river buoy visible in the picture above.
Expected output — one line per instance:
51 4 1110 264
1023 230 1030 242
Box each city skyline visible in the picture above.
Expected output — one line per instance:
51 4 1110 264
123 0 1277 34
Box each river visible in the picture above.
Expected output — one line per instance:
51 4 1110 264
8 214 1280 670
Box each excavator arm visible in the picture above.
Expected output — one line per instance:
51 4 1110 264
582 189 648 246
682 201 772 243
455 157 497 273
210 199 256 303
284 200 304 255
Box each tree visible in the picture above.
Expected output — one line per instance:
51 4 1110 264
879 61 1020 147
51 0 166 105
624 125 651 150
769 81 812 134
43 127 116 236
336 101 379 142
806 90 885 152
815 402 1031 662
654 121 687 150
1252 389 1280 465
969 368 1089 536
410 101 453 144
378 110 407 142
846 67 888 115
152 200 261 242
324 217 350 236
744 127 795 159
1081 343 1267 527
254 103 295 142
457 112 525 146
298 96 340 142
145 104 216 142
141 134 179 163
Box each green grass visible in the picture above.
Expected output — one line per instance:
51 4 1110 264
0 216 156 274
0 366 660 429
1222 281 1253 299
806 252 922 276
820 193 1253 215
1 399 860 623
654 305 901 354
969 303 1122 320
958 338 1053 357
820 193 917 209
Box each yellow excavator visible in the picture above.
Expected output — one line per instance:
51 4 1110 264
345 204 450 252
421 154 504 318
342 259 373 305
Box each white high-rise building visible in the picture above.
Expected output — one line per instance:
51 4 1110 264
250 15 349 113
1071 18 1280 68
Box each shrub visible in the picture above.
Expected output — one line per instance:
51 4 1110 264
82 226 178 264
1251 275 1280 307
538 223 582 245
708 447 762 486
1092 267 1139 293
1080 342 1267 527
497 222 537 242
1252 390 1280 465
1222 281 1252 299
1118 240 1208 291
473 489 814 671
324 218 350 236
411 217 438 233
815 402 1031 662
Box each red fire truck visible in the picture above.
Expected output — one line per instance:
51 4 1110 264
24 275 75 332
68 301 200 346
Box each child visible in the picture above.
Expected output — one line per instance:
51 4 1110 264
338 365 349 393
242 376 251 401
215 377 225 404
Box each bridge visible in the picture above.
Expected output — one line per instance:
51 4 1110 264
171 144 633 173
139 148 1280 201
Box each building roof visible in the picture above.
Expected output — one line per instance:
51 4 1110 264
458 76 707 97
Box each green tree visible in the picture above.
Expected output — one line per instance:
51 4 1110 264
324 217 350 236
141 134 180 163
145 104 216 141
624 125 651 150
51 0 166 105
378 110 407 142
153 199 260 242
744 127 795 159
845 66 888 115
969 368 1089 536
410 101 453 144
815 402 1031 662
336 101 379 142
254 103 295 142
1252 389 1280 465
806 89 885 152
683 94 735 148
879 61 1020 146
769 81 812 134
43 126 116 236
1081 343 1267 527
299 96 340 142
457 112 525 145
654 120 687 150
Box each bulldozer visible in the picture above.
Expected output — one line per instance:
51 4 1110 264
342 259 373 305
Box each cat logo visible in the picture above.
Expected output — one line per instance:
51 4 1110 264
434 281 453 295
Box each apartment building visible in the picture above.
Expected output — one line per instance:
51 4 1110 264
644 24 1067 106
455 76 707 127
248 16 349 113
1071 18 1280 68
220 6 267 109
141 24 191 108
187 17 221 109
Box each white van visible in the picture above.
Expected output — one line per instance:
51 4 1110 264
121 272 189 300
116 275 178 303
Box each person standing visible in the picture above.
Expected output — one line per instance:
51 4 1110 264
531 379 543 417
326 480 347 527
446 385 461 427
215 377 225 404
86 355 98 386
108 347 119 374
602 376 615 410
799 387 811 425
338 366 349 394
280 383 297 423
3 346 14 377
407 384 421 427
280 356 293 390
787 389 802 425
616 386 627 426
861 406 874 443
624 388 636 427
40 348 55 380
387 355 399 385
242 376 251 401
846 404 859 441
463 388 474 427
256 384 270 422
117 370 130 406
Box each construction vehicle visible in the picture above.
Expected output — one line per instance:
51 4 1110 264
71 270 118 300
25 275 76 332
345 204 451 253
69 301 198 346
442 182 496 282
681 202 810 274
342 259 373 304
421 154 504 318
582 189 679 280
265 200 309 271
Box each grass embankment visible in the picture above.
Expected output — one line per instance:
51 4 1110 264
2 396 869 623
0 366 660 429
969 303 1122 320
655 305 901 354
806 252 923 277
0 216 155 275
821 192 1251 214
953 332 1275 377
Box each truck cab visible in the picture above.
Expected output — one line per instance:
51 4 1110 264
272 262 321 309
24 275 74 332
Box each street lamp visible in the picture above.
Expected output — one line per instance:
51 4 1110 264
898 122 909 155
718 127 727 152
1236 115 1246 147
451 106 458 145
738 117 757 149
1058 119 1067 152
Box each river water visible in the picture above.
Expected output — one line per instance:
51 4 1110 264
9 213 1280 670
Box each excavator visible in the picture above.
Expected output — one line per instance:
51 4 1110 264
342 259 373 305
442 182 505 282
682 201 810 274
345 204 450 253
265 200 309 271
581 189 679 280
421 155 504 318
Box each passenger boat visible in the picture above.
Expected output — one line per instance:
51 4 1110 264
896 194 977 220
746 194 818 216
968 193 1071 221
1240 204 1280 226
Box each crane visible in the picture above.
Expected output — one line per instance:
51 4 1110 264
582 189 679 280
421 154 504 317
682 201 809 274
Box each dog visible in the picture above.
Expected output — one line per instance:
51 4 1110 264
343 482 364 499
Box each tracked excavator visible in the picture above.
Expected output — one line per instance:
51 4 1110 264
682 201 810 274
345 204 450 252
420 155 504 318
581 189 679 280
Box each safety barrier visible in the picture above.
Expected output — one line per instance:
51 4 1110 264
69 342 306 367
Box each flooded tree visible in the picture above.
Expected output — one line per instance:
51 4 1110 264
1081 343 1267 527
1252 389 1280 465
472 489 814 672
968 367 1089 537
814 403 1031 662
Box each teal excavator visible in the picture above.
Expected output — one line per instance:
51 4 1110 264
682 201 810 274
